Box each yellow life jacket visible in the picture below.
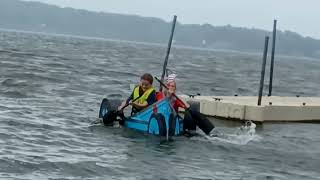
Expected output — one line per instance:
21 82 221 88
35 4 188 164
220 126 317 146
133 86 155 104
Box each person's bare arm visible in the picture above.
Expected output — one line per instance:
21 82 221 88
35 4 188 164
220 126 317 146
117 100 128 111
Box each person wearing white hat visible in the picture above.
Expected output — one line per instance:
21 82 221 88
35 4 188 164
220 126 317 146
156 74 214 135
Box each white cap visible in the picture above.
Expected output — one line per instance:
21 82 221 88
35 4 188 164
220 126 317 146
166 74 177 83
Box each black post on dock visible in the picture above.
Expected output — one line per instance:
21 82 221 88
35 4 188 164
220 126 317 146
268 19 277 96
258 36 269 106
160 15 177 91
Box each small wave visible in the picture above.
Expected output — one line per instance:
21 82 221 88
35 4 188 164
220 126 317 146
207 132 261 146
2 90 29 98
192 122 262 145
1 79 29 87
1 49 39 58
182 61 205 68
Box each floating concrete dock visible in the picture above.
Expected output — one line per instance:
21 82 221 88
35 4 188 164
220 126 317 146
181 95 320 122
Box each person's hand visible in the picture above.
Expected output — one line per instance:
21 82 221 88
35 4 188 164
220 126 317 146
185 103 190 108
118 101 127 111
182 102 190 110
131 102 138 108
117 105 124 111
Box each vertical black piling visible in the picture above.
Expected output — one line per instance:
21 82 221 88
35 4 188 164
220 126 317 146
258 36 269 106
160 15 177 91
268 20 277 96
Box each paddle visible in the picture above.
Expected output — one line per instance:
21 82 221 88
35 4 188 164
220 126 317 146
154 77 214 135
117 98 136 112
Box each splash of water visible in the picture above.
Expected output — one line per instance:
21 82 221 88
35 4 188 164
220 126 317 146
194 121 261 145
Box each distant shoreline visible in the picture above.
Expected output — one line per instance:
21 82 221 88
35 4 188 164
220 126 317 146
0 27 318 62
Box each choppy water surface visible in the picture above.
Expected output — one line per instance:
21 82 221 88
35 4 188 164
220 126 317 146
0 30 320 180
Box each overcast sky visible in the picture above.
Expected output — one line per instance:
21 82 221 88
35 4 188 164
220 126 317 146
23 0 319 39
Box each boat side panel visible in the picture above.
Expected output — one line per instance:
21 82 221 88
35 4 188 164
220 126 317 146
124 120 148 132
124 98 184 136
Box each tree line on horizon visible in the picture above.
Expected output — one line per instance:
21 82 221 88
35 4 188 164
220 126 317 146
0 0 319 58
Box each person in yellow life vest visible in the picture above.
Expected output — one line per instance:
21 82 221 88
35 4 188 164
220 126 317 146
118 73 157 114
